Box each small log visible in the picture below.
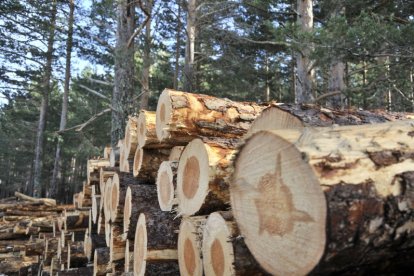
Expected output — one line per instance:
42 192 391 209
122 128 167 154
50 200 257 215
103 178 113 224
68 241 88 268
99 168 116 197
56 266 93 276
14 192 56 206
109 146 120 167
155 89 265 144
91 194 101 224
124 239 134 273
123 185 158 240
0 256 39 274
202 212 269 275
137 110 174 149
93 247 111 276
65 211 89 230
87 159 110 185
177 216 207 276
232 120 414 275
133 213 179 276
156 161 178 211
132 148 169 183
44 237 60 266
176 138 235 216
124 116 138 159
25 239 45 256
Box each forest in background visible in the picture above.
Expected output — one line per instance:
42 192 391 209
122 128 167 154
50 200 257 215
1 0 414 202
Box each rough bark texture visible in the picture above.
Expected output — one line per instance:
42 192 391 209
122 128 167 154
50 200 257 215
295 0 314 104
133 148 170 183
94 247 111 276
32 0 57 197
125 185 162 240
111 0 136 145
156 89 265 144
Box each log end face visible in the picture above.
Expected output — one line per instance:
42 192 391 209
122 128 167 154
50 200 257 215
133 214 147 276
231 131 326 275
156 89 173 142
157 162 175 211
133 148 143 177
137 111 147 148
178 220 203 276
177 139 209 216
123 187 132 233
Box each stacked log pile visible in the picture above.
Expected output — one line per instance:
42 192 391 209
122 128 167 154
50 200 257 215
2 88 413 275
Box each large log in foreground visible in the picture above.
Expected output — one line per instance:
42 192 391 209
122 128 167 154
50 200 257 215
155 89 265 144
176 138 235 216
231 120 414 275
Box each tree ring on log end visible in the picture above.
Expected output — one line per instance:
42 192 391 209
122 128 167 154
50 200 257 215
137 110 148 149
123 187 132 233
178 219 203 276
110 173 120 222
133 213 147 276
202 212 234 276
156 90 173 141
133 148 143 177
157 161 175 211
231 131 326 275
177 139 209 216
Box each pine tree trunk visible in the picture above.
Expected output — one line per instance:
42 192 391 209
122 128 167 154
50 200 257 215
50 0 75 199
173 0 182 89
140 0 153 110
111 0 136 145
32 0 57 197
295 0 314 104
184 0 196 92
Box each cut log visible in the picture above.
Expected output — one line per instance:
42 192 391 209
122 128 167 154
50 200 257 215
133 213 179 276
84 231 106 261
177 216 207 276
109 224 126 262
124 239 134 273
132 148 169 183
68 241 88 269
103 146 112 160
99 168 116 196
137 110 158 148
65 211 89 230
0 256 39 274
124 116 138 159
123 185 158 240
56 266 93 276
155 89 265 144
103 178 113 224
92 194 101 224
110 172 141 223
109 146 120 167
25 239 45 256
231 120 414 275
87 159 110 185
93 247 111 276
176 138 235 216
245 104 412 139
169 146 185 161
14 192 57 206
156 161 178 211
202 212 268 275
44 237 60 265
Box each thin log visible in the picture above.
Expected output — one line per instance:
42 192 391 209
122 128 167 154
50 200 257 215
15 192 56 206
156 161 179 211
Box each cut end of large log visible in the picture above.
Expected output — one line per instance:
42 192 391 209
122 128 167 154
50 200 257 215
155 89 172 142
137 110 158 149
133 213 147 276
178 218 204 276
156 161 176 211
202 212 234 276
232 131 327 275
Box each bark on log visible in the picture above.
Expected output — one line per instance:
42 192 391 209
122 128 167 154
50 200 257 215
133 148 170 183
92 194 101 224
0 256 39 274
109 224 126 262
109 147 120 167
176 138 235 216
87 159 110 185
124 116 138 159
84 232 106 261
202 212 269 275
65 211 89 230
245 104 412 139
137 110 174 149
25 239 45 256
93 247 111 276
177 216 207 276
14 192 56 206
232 120 414 275
155 89 265 144
156 161 178 211
103 178 113 224
124 239 134 273
56 266 93 276
133 213 179 276
68 241 88 268
110 172 142 224
123 185 158 240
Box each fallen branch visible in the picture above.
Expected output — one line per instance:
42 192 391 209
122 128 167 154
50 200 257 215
14 192 56 206
127 0 150 48
57 108 111 134
79 84 109 100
